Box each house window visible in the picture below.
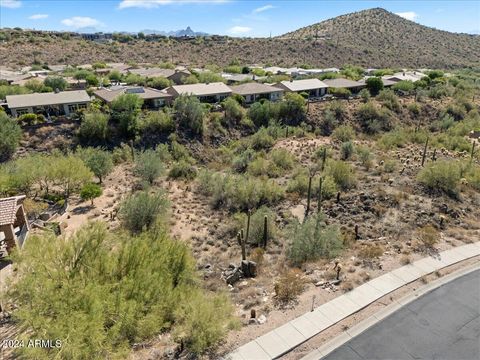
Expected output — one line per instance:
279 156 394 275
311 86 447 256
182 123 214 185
68 104 78 113
77 103 87 110
15 108 30 116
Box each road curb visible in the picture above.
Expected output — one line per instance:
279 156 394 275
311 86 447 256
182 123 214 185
226 242 480 360
306 262 480 360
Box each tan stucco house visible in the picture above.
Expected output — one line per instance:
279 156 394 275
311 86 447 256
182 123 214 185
6 90 91 117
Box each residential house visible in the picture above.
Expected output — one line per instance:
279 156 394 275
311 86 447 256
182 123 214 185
230 83 284 103
129 67 191 84
166 82 232 103
323 78 366 93
0 195 29 256
221 73 267 85
6 90 91 117
93 86 173 108
384 71 427 83
275 79 328 97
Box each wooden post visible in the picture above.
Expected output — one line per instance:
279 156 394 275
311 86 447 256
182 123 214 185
245 209 251 245
471 141 476 162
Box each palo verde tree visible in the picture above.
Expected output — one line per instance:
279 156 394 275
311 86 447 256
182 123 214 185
110 93 144 137
0 112 22 162
76 147 113 184
173 95 206 136
8 222 235 358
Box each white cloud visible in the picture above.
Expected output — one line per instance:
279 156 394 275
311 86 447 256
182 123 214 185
228 26 251 34
395 11 418 21
29 14 49 20
61 16 104 29
118 0 228 9
253 4 274 14
0 0 22 8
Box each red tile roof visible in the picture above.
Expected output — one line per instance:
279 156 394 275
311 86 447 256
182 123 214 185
0 196 25 226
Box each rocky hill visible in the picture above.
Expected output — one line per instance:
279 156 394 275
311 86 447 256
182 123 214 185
0 8 478 69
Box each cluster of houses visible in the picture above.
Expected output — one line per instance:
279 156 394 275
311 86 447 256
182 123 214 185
0 62 428 118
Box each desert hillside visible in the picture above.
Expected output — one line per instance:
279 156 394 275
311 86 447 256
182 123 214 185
1 8 479 69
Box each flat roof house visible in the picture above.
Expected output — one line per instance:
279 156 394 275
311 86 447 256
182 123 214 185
93 86 173 109
0 195 29 256
323 78 366 93
6 90 91 117
129 67 191 84
275 79 328 97
230 83 284 103
166 82 232 103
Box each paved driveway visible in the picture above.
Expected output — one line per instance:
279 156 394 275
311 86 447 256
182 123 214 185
322 269 480 360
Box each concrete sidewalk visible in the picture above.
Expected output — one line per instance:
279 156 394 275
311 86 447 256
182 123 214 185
226 242 480 360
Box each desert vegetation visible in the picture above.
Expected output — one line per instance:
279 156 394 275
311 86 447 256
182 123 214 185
0 59 479 359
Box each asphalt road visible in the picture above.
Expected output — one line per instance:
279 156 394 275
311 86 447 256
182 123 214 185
322 269 480 360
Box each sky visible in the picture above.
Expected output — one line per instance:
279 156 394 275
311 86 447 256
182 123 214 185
0 0 479 37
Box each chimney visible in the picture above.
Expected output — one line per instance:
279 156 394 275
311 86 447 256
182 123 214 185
403 72 405 76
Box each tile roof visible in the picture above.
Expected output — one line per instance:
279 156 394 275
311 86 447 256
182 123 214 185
6 90 91 109
323 78 365 89
93 86 172 103
277 79 328 92
129 67 190 78
0 196 25 226
230 82 284 95
168 82 232 96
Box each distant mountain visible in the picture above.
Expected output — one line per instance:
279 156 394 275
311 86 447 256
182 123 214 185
1 8 479 69
140 26 209 37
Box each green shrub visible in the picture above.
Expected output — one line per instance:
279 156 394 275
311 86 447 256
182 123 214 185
139 110 175 133
328 101 347 120
356 146 373 169
77 147 113 184
326 160 356 190
340 141 355 160
392 80 414 93
8 222 234 357
173 95 205 136
287 214 343 266
278 93 306 126
44 76 67 91
286 170 337 200
197 171 284 211
248 101 275 128
134 150 164 184
112 143 133 164
357 102 392 134
247 156 278 177
233 206 277 246
147 76 171 90
378 128 408 149
232 148 257 173
359 88 371 102
319 109 338 136
417 160 460 196
118 191 169 233
168 161 197 180
249 127 275 150
377 89 400 112
0 112 22 161
223 97 245 125
366 77 384 96
111 94 143 136
79 111 109 143
80 183 102 205
269 148 295 170
332 125 355 142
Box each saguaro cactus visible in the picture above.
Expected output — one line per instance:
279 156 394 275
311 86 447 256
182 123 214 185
431 148 437 162
317 176 323 212
245 209 251 245
321 148 327 172
305 175 313 220
355 224 360 240
263 215 268 249
421 137 429 167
